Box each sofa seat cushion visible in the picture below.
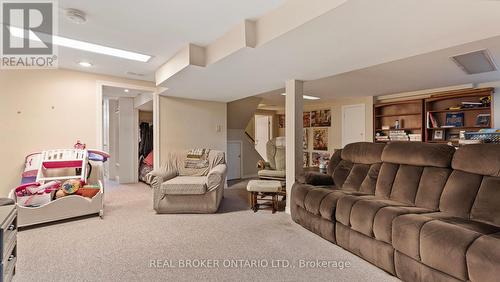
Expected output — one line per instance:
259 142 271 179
467 232 500 282
393 212 500 281
258 169 285 179
292 183 367 221
335 194 377 226
349 198 428 239
161 176 207 195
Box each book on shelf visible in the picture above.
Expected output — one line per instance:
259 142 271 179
408 134 422 142
445 112 464 127
389 130 409 141
427 112 438 128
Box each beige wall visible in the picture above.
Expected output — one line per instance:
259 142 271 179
159 96 227 162
0 69 154 196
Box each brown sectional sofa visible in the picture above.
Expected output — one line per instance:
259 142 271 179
291 142 500 282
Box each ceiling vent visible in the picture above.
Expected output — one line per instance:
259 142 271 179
126 71 145 77
451 49 497 75
65 9 87 24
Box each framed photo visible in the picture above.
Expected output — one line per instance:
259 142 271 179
311 109 331 127
303 128 308 150
303 112 311 128
433 129 444 140
303 152 310 167
278 114 285 128
311 152 330 167
313 128 328 151
475 114 491 127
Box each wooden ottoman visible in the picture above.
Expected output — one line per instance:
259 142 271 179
246 180 281 213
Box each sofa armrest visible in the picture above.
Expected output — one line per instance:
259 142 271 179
146 168 177 190
303 172 334 186
207 164 227 192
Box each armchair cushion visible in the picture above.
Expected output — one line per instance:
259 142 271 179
161 176 207 195
258 169 285 179
207 164 227 192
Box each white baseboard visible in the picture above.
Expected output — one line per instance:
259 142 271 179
242 174 258 179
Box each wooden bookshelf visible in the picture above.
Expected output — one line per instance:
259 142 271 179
424 88 494 145
373 99 424 142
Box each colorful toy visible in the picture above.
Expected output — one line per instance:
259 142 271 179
61 179 82 194
15 181 60 207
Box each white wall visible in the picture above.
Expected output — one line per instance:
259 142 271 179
159 96 227 163
118 97 136 183
0 69 154 196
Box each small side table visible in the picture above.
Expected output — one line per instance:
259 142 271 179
246 180 282 213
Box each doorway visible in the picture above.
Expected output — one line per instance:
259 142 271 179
227 141 242 180
254 114 272 160
100 83 158 184
342 104 366 147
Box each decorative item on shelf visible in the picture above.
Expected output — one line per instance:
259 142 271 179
447 132 460 142
433 129 444 140
448 105 462 110
394 120 400 129
381 125 390 130
475 114 491 127
312 128 328 151
480 96 491 107
445 112 464 127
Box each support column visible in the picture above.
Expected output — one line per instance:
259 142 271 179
285 80 303 214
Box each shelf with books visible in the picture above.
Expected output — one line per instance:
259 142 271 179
424 88 493 143
373 99 424 143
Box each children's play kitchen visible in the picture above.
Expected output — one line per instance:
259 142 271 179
10 141 110 227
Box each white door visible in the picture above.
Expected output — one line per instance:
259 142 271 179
227 141 242 180
255 115 270 160
342 104 366 147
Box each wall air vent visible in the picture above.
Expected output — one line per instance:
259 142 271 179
451 49 498 75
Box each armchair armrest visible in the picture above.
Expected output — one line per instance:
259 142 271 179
207 164 227 192
146 167 177 190
303 172 334 186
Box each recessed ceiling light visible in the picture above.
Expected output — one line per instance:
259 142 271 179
7 26 152 62
124 89 129 93
78 61 92 67
281 93 320 100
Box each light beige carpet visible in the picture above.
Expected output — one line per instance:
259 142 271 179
15 180 399 282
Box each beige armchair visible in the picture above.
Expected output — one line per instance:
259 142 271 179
257 138 286 181
147 150 227 214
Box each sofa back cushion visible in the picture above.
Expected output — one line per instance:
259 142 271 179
440 144 500 225
330 142 385 193
376 142 455 209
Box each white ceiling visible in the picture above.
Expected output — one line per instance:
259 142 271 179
102 85 144 98
160 0 500 102
258 35 500 105
57 0 286 80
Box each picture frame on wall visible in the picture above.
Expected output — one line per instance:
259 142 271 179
311 152 330 167
278 114 285 128
303 152 310 167
303 128 308 150
311 109 331 127
433 129 444 140
303 112 311 128
313 128 328 151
